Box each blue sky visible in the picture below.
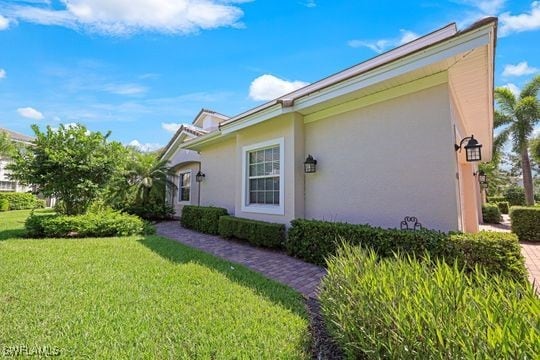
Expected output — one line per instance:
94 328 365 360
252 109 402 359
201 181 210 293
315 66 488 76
0 0 539 151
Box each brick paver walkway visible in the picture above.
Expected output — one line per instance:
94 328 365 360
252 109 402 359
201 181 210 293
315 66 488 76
480 215 539 292
156 221 325 298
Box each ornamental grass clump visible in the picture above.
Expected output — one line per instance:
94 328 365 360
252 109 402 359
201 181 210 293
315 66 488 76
320 243 540 359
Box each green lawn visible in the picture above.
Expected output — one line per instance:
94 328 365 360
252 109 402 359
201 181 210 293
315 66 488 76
0 210 309 359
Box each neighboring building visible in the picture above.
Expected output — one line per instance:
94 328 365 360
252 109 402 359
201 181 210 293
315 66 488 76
0 127 33 193
161 18 497 233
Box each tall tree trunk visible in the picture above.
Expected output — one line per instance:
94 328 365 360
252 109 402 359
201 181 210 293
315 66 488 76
521 146 535 205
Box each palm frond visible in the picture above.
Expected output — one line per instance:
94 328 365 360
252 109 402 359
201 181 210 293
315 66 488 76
494 111 513 129
520 74 540 99
494 87 517 115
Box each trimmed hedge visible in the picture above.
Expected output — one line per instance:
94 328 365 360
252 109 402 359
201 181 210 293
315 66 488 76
218 216 285 248
0 198 9 211
510 206 540 242
25 211 147 238
482 203 502 223
320 244 539 359
487 196 505 204
504 186 526 206
497 201 509 214
286 219 526 281
180 205 228 235
126 203 174 220
0 192 43 210
449 231 526 280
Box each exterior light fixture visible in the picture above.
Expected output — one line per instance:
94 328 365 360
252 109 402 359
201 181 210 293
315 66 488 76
304 154 317 173
455 135 482 162
474 170 488 188
476 170 487 185
195 170 206 182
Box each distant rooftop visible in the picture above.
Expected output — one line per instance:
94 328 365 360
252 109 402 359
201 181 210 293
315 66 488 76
0 127 34 143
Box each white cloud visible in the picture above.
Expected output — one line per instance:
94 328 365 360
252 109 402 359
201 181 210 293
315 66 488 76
500 1 540 36
248 74 309 101
348 29 419 53
303 0 317 8
161 122 182 134
17 107 44 120
128 139 162 152
500 83 520 97
0 69 6 79
103 83 147 95
502 61 539 77
3 0 247 36
0 15 9 30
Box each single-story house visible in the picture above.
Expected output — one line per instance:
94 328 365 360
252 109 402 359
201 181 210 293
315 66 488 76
161 18 497 233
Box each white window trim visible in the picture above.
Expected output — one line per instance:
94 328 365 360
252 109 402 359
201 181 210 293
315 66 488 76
241 137 285 215
178 170 192 204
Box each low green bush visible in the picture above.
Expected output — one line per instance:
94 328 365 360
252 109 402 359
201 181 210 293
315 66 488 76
125 203 174 220
218 216 285 248
0 192 41 210
286 219 526 280
482 203 502 223
487 196 505 204
510 206 540 242
25 211 147 238
320 244 539 359
504 186 526 206
0 198 9 211
497 201 509 214
449 231 526 280
180 205 228 235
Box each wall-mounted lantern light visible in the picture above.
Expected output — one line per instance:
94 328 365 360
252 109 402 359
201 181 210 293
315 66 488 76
455 135 482 162
304 155 317 173
196 170 206 182
474 170 488 188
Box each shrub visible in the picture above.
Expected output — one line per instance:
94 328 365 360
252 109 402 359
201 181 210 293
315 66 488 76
320 244 539 359
482 203 502 223
25 211 146 238
449 231 526 281
24 213 58 237
218 216 285 248
0 192 41 210
126 203 174 221
497 201 509 214
0 198 9 211
286 219 526 280
487 196 505 204
180 205 228 235
504 186 526 206
510 206 540 242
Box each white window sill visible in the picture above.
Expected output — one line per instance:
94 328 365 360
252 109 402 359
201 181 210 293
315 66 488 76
241 204 284 215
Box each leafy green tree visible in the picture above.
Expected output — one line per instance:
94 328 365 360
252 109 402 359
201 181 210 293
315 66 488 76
494 75 540 205
7 124 126 215
0 131 15 157
531 135 540 164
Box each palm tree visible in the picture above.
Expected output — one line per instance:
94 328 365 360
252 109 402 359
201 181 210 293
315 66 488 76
494 75 540 205
128 151 176 205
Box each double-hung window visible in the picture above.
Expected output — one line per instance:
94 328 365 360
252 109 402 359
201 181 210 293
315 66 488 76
242 138 284 215
178 171 191 202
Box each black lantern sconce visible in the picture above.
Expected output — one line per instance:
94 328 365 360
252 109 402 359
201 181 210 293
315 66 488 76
304 155 317 173
455 135 482 162
474 170 488 188
195 170 206 182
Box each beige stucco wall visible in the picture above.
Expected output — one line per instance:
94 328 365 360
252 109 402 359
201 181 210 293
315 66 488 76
304 83 460 231
199 137 237 213
233 113 304 224
171 163 200 216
